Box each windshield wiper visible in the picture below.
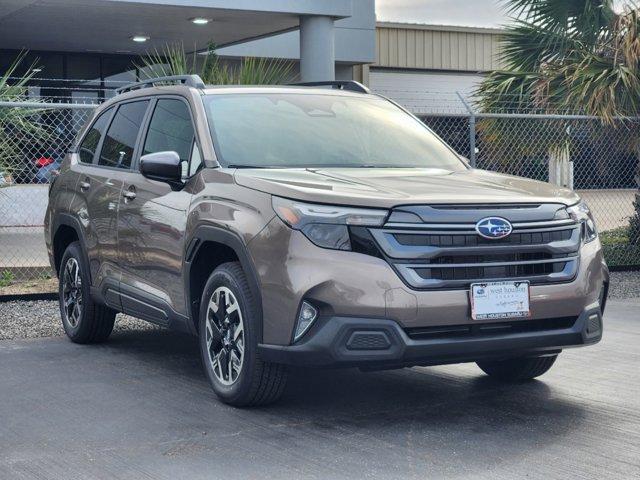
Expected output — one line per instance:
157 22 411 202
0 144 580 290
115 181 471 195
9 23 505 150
226 164 271 169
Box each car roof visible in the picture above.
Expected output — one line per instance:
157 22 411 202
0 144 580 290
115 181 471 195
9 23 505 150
201 85 372 97
93 83 378 119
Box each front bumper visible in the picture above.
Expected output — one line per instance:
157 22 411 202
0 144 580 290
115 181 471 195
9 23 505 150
258 302 604 368
249 217 609 346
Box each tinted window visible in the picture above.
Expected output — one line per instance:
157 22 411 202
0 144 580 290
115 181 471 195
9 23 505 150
78 108 112 164
143 99 195 173
98 100 149 169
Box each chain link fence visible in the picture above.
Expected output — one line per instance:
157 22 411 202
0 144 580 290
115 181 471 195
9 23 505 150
421 112 640 267
1 91 639 288
1 101 94 283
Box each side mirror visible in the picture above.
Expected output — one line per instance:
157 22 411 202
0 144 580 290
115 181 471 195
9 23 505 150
140 151 181 183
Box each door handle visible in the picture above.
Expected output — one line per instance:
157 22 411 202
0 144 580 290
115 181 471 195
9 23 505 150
122 190 137 201
79 180 90 191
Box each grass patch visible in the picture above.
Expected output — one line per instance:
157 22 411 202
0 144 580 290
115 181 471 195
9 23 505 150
600 226 640 268
0 270 15 288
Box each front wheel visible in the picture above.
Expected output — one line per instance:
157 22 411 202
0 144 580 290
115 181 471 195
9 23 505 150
198 262 287 407
477 354 558 382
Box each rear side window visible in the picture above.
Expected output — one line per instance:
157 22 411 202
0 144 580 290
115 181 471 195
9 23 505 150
98 100 149 169
78 108 112 164
143 98 195 174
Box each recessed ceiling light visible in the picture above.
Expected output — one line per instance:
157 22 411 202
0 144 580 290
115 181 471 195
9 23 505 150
190 17 211 25
131 35 149 43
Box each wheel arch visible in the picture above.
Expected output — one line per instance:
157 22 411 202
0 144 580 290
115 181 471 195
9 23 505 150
52 214 90 282
185 225 263 340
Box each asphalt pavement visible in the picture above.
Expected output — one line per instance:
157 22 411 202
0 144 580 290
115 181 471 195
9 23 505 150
0 300 639 479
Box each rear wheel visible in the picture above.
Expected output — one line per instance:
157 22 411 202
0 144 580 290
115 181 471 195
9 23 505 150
58 242 116 343
477 354 558 381
199 262 287 407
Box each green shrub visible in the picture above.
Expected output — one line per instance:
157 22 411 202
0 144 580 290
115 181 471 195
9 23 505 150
600 226 640 267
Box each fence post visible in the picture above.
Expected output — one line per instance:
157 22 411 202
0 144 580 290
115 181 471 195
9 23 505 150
469 114 477 168
456 92 476 167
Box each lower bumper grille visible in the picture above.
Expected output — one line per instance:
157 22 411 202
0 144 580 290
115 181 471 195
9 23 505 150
406 317 578 341
413 258 569 282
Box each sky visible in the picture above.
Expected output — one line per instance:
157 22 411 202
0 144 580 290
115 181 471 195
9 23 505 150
376 0 633 29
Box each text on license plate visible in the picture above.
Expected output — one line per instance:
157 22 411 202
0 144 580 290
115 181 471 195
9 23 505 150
470 281 530 320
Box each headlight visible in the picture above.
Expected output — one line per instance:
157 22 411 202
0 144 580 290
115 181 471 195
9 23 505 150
567 200 597 243
272 196 388 250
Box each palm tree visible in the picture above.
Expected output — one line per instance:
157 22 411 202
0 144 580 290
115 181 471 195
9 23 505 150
0 51 46 182
478 0 640 248
137 43 295 86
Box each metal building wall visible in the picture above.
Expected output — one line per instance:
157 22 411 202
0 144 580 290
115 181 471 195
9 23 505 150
374 22 503 72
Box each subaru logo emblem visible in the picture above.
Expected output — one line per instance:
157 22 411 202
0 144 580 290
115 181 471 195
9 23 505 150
475 217 513 240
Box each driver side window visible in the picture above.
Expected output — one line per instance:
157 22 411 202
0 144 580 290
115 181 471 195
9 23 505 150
143 98 199 179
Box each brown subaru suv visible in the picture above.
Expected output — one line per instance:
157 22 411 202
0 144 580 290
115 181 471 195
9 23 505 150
45 75 609 406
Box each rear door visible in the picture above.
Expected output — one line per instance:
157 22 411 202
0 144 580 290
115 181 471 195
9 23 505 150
90 99 150 291
117 97 198 321
68 107 114 283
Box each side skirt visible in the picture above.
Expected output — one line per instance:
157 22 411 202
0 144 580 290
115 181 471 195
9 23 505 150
90 280 192 334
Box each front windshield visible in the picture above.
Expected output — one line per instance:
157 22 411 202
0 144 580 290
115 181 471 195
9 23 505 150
203 92 466 170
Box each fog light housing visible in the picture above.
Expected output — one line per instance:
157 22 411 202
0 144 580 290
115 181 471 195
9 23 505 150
599 282 608 314
294 301 318 342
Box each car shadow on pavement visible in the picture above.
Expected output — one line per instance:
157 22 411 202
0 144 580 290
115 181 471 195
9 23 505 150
104 327 587 446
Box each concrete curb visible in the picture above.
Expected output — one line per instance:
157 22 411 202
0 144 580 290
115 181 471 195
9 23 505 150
0 292 57 303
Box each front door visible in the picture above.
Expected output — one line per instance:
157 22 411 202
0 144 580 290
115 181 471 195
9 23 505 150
117 97 198 319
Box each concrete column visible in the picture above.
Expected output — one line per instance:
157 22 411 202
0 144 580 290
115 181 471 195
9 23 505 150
299 15 335 82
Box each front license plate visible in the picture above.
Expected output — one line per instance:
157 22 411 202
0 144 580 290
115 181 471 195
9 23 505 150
470 281 530 320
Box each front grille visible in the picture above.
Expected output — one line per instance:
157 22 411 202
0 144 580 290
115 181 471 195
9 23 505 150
393 229 573 247
369 203 581 289
406 317 577 341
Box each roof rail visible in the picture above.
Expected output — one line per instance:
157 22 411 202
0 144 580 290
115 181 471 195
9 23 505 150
115 75 205 94
291 80 370 94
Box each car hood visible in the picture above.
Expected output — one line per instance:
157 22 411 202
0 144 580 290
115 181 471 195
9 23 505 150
233 167 580 209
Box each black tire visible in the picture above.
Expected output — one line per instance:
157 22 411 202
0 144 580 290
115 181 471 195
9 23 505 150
198 262 287 407
58 242 116 344
477 354 558 382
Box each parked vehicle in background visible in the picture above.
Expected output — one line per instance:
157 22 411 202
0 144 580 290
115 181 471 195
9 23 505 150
6 148 62 185
45 75 609 406
33 148 63 184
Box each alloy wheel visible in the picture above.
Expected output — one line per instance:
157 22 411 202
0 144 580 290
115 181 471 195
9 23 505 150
62 257 82 328
205 286 245 386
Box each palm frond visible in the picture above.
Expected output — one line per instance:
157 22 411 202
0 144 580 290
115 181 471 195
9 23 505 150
504 0 614 32
136 43 190 78
235 57 294 85
0 51 49 176
561 7 640 122
137 43 295 86
0 50 41 100
500 20 587 70
476 70 542 112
